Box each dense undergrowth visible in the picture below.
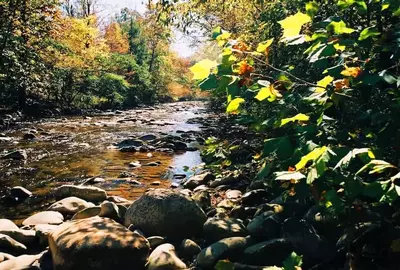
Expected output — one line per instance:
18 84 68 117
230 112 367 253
177 0 400 268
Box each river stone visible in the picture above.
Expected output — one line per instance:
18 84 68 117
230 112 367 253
22 211 64 226
116 139 144 148
48 216 150 270
0 253 42 270
99 201 120 221
9 186 32 199
0 220 18 231
107 195 130 204
47 197 95 215
0 229 37 246
71 206 101 220
243 238 293 266
196 237 252 269
139 134 157 141
34 224 59 246
124 188 206 240
192 190 211 210
184 172 215 189
181 239 201 257
54 185 107 202
0 252 15 263
1 150 27 160
0 234 27 255
147 243 187 270
242 189 268 206
203 217 248 241
247 213 281 240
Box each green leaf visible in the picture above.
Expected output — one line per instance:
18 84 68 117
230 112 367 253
226 98 245 113
327 21 355 34
356 160 396 175
334 148 374 170
257 162 273 179
212 27 222 39
199 74 218 90
278 12 311 39
359 27 381 41
190 60 218 81
263 136 294 160
306 1 319 17
283 252 303 270
280 113 310 126
257 38 274 52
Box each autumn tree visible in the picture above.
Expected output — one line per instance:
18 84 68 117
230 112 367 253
104 22 129 54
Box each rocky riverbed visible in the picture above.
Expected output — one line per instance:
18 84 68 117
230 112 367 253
0 102 396 269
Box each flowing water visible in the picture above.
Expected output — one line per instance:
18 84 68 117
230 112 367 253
0 101 208 223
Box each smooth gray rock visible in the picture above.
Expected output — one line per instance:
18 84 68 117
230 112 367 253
99 201 120 221
203 217 248 241
22 211 64 226
247 213 281 240
0 253 42 269
181 239 201 257
197 237 252 269
243 238 293 266
0 234 27 255
47 197 95 215
0 229 37 246
124 189 206 240
184 172 215 189
147 244 187 270
71 206 101 220
0 220 19 231
54 185 107 202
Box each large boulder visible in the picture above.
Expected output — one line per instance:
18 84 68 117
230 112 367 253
22 211 64 226
147 243 187 270
49 216 150 270
54 185 107 202
47 197 95 215
124 189 206 240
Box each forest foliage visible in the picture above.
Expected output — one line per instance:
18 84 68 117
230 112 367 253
180 0 400 240
0 0 193 114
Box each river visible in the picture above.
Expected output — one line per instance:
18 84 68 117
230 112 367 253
0 101 209 223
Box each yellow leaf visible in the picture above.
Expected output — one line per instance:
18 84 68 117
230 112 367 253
333 43 346 51
316 75 334 92
295 146 328 170
341 66 361 78
257 38 274 53
190 59 218 81
255 85 280 102
278 12 311 39
226 98 245 113
216 32 231 46
281 113 310 126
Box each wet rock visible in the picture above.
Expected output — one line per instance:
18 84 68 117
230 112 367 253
0 220 19 231
147 243 187 270
209 174 238 188
247 212 281 240
241 189 268 206
197 237 252 269
181 239 201 257
0 229 37 246
23 133 37 140
144 161 161 167
99 201 121 221
151 181 161 186
192 190 211 210
49 216 150 270
9 186 32 200
183 172 215 189
47 197 95 215
217 199 236 209
120 146 138 152
116 139 144 148
203 217 248 242
147 236 166 249
173 141 187 151
0 253 42 269
1 150 27 160
22 211 64 226
0 234 27 255
71 206 101 220
54 185 107 202
139 134 157 141
243 238 293 266
124 189 206 240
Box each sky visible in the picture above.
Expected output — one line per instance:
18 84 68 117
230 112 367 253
100 0 196 58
